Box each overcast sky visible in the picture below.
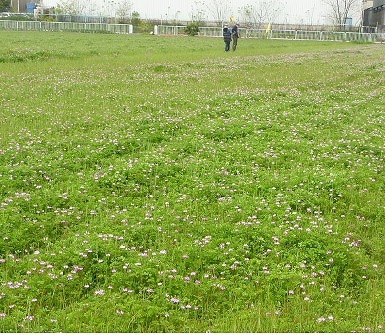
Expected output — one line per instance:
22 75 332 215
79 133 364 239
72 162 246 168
41 0 362 25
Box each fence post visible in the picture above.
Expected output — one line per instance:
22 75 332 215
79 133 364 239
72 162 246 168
129 24 133 34
154 25 158 35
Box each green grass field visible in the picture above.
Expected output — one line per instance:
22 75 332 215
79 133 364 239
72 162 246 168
0 31 385 332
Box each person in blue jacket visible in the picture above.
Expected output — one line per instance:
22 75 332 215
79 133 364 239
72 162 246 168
223 24 232 52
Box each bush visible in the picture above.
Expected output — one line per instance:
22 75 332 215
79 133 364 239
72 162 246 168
184 22 199 36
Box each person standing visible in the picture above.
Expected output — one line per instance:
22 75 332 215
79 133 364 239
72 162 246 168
223 24 232 52
231 22 239 51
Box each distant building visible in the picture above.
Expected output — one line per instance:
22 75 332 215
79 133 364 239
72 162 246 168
10 0 43 13
362 0 374 10
10 0 25 12
363 0 385 31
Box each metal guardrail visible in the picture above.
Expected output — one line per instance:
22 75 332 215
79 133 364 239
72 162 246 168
1 21 384 43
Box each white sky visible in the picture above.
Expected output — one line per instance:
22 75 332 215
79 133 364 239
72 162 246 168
41 0 362 25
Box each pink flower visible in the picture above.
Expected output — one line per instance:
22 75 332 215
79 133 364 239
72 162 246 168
94 289 105 295
170 297 179 304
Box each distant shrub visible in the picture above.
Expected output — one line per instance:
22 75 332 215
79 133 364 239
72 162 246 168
184 22 199 36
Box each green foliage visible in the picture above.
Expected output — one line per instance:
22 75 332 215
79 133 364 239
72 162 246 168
184 22 199 36
0 14 34 21
130 11 140 26
0 0 9 12
0 32 384 332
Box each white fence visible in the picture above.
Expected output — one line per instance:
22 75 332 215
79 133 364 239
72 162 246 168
157 25 384 43
0 20 133 34
1 20 384 43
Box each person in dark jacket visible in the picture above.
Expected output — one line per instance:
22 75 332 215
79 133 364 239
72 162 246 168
223 24 232 52
231 22 239 51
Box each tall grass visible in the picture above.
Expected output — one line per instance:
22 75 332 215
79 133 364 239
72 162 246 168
0 31 384 332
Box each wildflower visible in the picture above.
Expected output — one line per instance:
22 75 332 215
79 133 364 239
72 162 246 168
0 313 5 318
122 288 133 293
182 254 188 259
94 289 105 295
116 309 124 315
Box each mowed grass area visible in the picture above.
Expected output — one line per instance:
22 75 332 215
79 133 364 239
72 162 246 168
0 31 385 332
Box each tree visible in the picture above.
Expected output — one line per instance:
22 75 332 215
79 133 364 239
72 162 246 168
322 0 360 26
204 0 231 25
239 1 282 29
55 0 86 15
190 0 206 23
115 0 133 23
0 0 10 12
130 11 140 26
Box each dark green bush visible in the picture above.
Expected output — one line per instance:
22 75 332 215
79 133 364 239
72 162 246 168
184 22 199 36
